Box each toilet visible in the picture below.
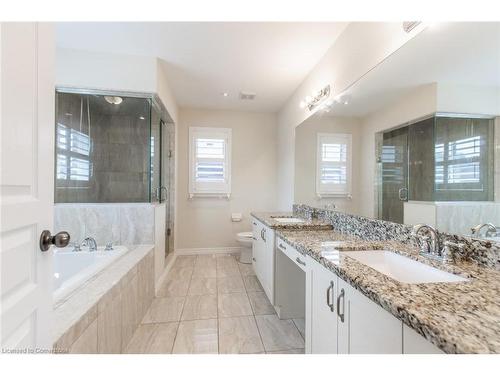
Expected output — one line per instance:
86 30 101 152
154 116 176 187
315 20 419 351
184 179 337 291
236 232 253 264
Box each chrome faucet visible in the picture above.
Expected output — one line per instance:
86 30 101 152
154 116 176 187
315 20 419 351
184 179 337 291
471 223 498 238
81 237 98 252
411 223 441 257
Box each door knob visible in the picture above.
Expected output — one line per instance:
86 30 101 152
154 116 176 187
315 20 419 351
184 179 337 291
39 230 70 252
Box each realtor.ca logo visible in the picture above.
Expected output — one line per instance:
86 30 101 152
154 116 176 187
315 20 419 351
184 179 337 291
2 347 69 354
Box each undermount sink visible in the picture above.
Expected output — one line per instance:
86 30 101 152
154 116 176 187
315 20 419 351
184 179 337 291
342 250 469 284
273 217 305 223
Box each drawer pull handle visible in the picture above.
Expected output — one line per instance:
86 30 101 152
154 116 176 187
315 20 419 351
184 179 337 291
278 243 286 250
295 257 306 266
337 288 345 323
326 281 334 312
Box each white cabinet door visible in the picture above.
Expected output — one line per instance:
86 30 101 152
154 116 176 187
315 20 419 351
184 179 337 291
337 277 402 354
0 23 55 350
310 259 338 354
403 324 444 354
261 226 275 303
252 220 265 284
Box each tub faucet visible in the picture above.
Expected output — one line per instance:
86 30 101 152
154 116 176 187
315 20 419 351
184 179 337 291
471 223 498 238
81 237 97 252
411 223 440 257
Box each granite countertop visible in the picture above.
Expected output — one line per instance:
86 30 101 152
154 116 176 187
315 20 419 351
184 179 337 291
276 229 500 354
251 211 332 230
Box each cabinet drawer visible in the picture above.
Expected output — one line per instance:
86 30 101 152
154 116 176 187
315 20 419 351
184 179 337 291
276 238 307 271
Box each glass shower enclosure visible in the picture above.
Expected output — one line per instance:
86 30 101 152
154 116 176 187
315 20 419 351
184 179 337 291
54 89 174 254
378 114 494 223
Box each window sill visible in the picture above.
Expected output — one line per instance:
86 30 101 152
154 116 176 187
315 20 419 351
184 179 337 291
188 193 231 200
316 193 352 200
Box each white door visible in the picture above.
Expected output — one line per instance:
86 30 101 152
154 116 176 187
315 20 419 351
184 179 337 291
1 23 56 351
337 277 402 354
310 260 338 353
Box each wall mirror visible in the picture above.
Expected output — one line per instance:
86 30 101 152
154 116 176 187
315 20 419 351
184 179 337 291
294 22 500 241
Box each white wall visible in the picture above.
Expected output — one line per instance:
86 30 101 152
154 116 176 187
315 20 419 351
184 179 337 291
294 115 361 214
176 108 278 250
276 22 427 210
437 84 500 116
56 48 157 93
358 84 438 218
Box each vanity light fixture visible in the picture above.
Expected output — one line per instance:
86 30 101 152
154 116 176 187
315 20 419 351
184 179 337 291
299 85 331 111
222 92 229 97
104 96 123 105
139 116 145 120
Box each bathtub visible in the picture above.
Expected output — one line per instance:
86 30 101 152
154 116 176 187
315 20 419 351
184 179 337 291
53 246 128 303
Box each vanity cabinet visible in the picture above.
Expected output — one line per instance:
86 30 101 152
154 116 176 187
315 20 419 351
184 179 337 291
309 259 338 354
308 258 403 354
337 277 403 354
252 220 275 303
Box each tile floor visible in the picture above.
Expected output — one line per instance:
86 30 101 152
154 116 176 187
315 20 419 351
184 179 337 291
125 254 305 354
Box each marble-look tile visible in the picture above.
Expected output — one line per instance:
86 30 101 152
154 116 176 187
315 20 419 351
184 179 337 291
137 252 155 317
216 262 240 277
157 277 190 297
84 205 120 246
174 256 197 268
121 273 139 351
293 319 306 339
125 323 178 354
247 292 275 315
54 304 98 351
181 295 218 321
192 263 217 278
238 263 255 276
69 319 98 354
255 315 304 352
188 278 217 296
217 276 245 294
266 348 305 354
142 297 185 323
168 266 194 280
216 254 238 267
97 292 122 353
120 205 154 245
218 292 253 318
195 255 217 268
172 319 218 354
54 205 86 245
218 316 264 354
243 275 264 292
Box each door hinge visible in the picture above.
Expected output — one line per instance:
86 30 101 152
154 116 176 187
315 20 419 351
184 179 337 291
167 228 172 236
168 150 173 158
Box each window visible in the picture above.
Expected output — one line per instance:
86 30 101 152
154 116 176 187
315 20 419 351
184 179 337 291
189 127 231 197
56 123 91 182
316 133 352 197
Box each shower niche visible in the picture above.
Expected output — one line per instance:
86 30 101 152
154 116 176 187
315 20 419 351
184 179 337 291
54 90 173 204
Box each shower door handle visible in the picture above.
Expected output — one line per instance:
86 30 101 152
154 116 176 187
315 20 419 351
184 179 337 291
398 187 408 201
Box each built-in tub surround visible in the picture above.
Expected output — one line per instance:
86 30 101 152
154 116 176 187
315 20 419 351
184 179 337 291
53 246 154 353
293 204 500 269
53 246 128 303
250 211 332 230
276 229 500 353
54 203 155 247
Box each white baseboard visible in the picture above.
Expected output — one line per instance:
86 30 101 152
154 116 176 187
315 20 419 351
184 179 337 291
174 246 243 256
155 252 177 294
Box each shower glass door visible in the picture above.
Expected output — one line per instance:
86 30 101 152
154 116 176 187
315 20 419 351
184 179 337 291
380 127 408 223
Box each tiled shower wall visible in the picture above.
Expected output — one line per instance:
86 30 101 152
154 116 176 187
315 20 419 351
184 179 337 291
54 203 155 247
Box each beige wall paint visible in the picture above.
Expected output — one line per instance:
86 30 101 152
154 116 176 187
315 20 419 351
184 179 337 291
276 23 427 210
358 84 438 218
294 116 361 214
176 108 278 249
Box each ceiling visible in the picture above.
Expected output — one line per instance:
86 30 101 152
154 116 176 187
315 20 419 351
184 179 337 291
318 22 500 118
56 22 348 112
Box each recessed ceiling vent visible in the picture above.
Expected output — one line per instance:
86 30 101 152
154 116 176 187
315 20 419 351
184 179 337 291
239 91 256 101
402 21 422 33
